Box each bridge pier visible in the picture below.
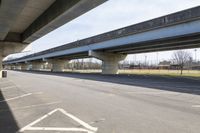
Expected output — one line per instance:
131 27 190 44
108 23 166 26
89 51 127 74
48 59 68 72
31 61 43 71
5 64 14 70
15 64 21 70
4 64 11 70
0 55 2 78
20 63 29 70
10 65 15 70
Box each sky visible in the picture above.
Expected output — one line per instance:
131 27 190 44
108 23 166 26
7 0 200 63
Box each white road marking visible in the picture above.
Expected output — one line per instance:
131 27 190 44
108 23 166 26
0 93 32 103
20 127 92 132
59 108 98 131
19 108 98 133
192 105 200 108
2 101 62 111
126 91 176 95
0 86 16 90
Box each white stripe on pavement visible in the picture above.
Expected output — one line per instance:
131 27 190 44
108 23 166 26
0 93 32 103
21 127 92 132
1 86 16 90
192 105 200 108
19 108 98 133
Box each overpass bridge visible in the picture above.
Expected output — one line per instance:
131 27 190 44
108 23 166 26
4 6 200 74
0 0 107 77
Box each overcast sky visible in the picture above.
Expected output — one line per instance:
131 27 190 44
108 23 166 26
8 0 200 63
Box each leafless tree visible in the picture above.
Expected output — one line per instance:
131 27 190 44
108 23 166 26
171 50 192 75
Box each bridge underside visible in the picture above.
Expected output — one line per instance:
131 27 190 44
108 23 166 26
105 33 200 54
0 0 107 77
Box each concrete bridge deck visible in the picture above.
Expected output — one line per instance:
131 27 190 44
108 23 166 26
0 0 107 77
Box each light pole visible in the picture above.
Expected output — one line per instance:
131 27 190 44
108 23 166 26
156 52 159 65
194 49 197 62
145 55 147 68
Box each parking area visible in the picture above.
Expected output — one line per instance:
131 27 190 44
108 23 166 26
0 70 200 133
0 79 98 133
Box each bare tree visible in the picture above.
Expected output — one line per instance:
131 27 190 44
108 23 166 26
171 50 192 75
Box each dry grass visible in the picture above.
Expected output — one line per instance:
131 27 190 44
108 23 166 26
119 69 200 78
63 69 200 78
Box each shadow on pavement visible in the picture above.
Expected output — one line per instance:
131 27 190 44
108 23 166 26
0 86 19 133
11 70 200 95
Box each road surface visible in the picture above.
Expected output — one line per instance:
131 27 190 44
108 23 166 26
0 70 200 133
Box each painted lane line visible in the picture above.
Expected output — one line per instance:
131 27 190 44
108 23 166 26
126 91 176 95
1 86 16 90
21 127 92 132
59 108 98 132
19 108 58 132
0 101 62 112
19 108 98 133
192 105 200 108
0 93 32 103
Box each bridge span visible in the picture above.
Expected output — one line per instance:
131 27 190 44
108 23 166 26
0 0 107 77
4 6 200 74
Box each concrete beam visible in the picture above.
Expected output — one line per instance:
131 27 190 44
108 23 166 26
89 50 127 74
22 0 107 43
4 32 22 42
0 0 28 40
0 42 28 57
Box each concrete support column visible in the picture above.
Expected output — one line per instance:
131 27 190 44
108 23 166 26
21 63 28 70
4 65 11 70
32 62 43 71
89 50 127 74
0 55 2 78
10 65 15 70
48 59 68 72
15 64 21 70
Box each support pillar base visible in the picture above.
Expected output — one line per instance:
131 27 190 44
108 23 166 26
48 59 68 72
89 50 127 74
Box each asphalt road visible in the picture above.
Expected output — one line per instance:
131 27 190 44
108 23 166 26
0 70 200 133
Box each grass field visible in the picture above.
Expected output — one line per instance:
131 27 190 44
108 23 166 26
64 69 200 78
